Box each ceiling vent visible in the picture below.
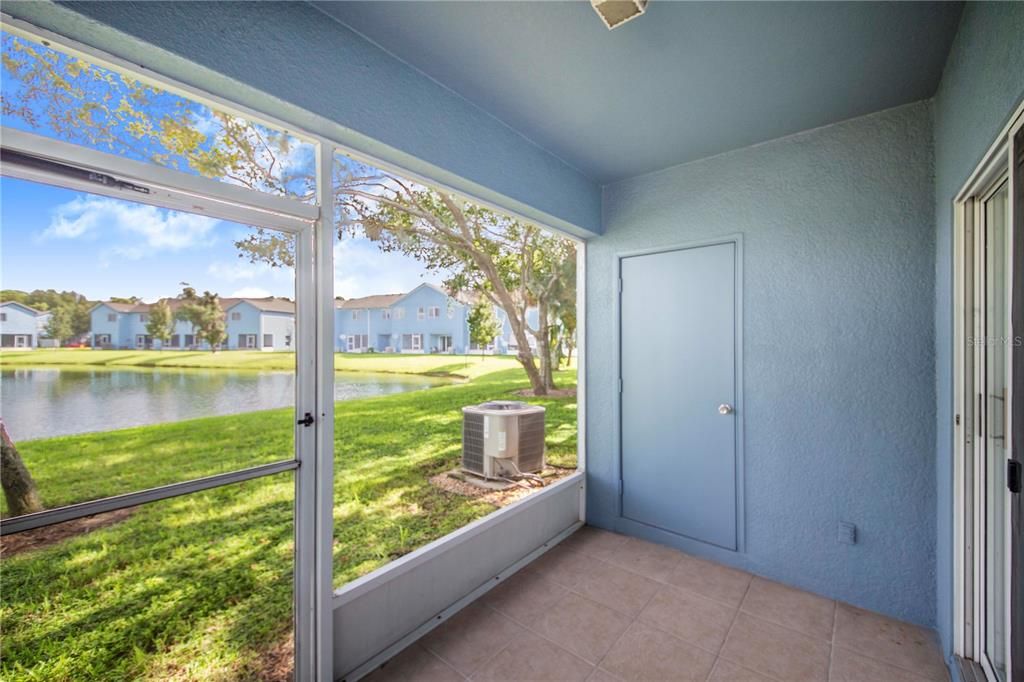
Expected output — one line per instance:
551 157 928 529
462 401 545 481
591 0 648 30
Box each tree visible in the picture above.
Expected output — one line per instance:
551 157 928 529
175 287 226 351
236 164 579 395
1 36 578 393
146 299 174 349
467 302 501 360
0 419 43 516
329 163 576 394
3 289 93 340
44 304 75 344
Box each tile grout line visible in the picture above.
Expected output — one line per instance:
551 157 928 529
712 577 755 682
506 566 728 677
736 598 840 646
422 642 472 680
829 642 951 682
589 581 662 679
425 604 517 681
489 591 610 675
539 532 948 682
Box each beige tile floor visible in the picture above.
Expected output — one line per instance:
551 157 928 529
364 526 949 682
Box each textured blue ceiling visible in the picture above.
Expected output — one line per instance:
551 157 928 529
314 1 963 183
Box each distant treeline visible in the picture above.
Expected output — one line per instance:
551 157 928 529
0 289 100 341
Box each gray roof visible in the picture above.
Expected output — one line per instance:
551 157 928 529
0 300 47 316
95 297 293 315
336 293 405 310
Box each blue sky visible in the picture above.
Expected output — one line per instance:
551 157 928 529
0 176 439 302
0 32 440 303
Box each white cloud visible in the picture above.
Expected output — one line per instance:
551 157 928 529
44 195 220 259
208 259 293 284
229 286 272 298
332 236 446 299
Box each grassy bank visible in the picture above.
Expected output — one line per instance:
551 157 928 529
0 368 577 680
0 349 526 380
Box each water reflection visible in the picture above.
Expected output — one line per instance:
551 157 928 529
1 367 445 440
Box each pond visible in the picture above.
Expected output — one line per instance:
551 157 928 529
0 367 448 441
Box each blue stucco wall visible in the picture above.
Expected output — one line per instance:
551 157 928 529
931 1 1024 659
588 101 937 626
3 1 600 238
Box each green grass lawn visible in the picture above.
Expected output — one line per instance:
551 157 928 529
0 368 577 681
0 349 528 380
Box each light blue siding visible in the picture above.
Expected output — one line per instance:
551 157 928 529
89 304 125 348
90 300 295 350
392 286 466 354
259 311 295 351
334 285 470 354
225 302 265 350
0 302 43 347
331 284 540 355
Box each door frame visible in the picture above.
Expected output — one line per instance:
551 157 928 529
613 234 745 553
0 125 334 681
953 99 1022 679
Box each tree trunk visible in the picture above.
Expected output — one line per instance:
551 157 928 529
1 420 43 516
537 301 557 391
462 244 547 395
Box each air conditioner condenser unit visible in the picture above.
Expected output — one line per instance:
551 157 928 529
461 401 545 481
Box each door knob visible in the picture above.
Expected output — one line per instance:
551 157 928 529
718 404 734 415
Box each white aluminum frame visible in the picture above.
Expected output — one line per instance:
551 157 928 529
953 99 1022 679
1 15 588 681
0 70 329 681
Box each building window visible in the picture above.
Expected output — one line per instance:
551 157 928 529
351 310 360 320
285 335 291 347
231 312 241 321
381 309 391 320
417 307 425 320
184 334 195 347
239 334 257 349
0 313 6 322
263 334 273 348
394 307 405 320
170 334 180 347
447 305 454 319
346 334 368 351
428 306 440 319
139 314 149 323
135 334 150 348
107 313 117 322
94 333 111 346
401 333 423 351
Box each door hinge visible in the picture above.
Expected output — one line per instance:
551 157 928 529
617 479 623 497
1008 459 1022 494
618 378 623 394
297 412 315 428
618 277 623 294
955 413 960 426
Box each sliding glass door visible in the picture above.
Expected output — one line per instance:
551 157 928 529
978 178 1010 682
955 106 1021 682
